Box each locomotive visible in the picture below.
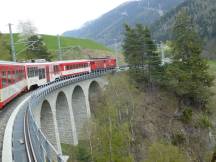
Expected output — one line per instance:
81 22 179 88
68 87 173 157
0 58 116 109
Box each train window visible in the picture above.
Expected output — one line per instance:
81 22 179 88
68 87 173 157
2 78 7 88
39 68 45 79
2 71 6 78
8 71 11 79
35 67 39 76
54 65 59 73
12 71 15 82
27 67 32 78
15 70 19 81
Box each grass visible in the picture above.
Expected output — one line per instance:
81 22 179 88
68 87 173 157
3 33 110 51
0 33 114 61
42 35 110 51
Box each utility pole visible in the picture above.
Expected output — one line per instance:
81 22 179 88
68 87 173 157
160 42 165 65
57 34 62 61
8 23 16 62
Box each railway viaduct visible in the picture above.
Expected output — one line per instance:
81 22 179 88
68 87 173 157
2 69 128 162
31 76 107 154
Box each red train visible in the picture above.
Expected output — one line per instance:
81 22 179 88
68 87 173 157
0 58 116 109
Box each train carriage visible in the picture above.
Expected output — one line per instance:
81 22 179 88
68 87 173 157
90 57 116 71
24 62 61 90
58 60 91 77
0 61 26 109
0 57 116 109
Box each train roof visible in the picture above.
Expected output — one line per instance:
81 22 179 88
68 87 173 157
55 59 90 64
23 62 53 66
0 60 24 66
0 58 115 66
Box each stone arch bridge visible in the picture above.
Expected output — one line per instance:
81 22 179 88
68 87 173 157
31 76 106 154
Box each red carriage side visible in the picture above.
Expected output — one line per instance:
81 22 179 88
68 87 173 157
0 62 26 109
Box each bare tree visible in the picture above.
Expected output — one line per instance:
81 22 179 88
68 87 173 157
17 20 37 40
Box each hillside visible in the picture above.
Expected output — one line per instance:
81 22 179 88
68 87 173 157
151 0 216 58
62 65 216 161
0 34 121 62
63 0 184 48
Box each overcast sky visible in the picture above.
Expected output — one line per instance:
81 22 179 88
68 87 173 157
0 0 130 35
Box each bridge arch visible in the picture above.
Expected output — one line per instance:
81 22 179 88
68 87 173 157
40 100 58 148
72 85 88 139
88 80 102 117
56 91 74 144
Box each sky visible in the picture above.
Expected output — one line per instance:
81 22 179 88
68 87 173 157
0 0 130 35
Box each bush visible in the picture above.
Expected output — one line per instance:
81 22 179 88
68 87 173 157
144 142 190 162
181 108 193 123
198 114 212 128
171 131 186 146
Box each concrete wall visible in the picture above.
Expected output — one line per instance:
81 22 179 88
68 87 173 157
32 77 107 153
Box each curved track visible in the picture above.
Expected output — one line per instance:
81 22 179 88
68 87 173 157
0 93 30 162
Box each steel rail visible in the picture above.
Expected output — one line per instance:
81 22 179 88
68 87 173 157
24 108 37 162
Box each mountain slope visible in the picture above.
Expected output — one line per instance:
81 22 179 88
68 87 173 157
152 0 216 41
63 0 184 47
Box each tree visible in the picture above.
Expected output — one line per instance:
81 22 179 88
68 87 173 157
165 10 214 108
88 74 138 162
26 35 52 61
0 32 11 60
122 24 161 86
17 20 37 41
144 142 190 162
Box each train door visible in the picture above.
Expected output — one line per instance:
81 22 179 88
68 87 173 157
46 66 50 82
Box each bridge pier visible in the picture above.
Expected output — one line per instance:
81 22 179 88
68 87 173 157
31 77 106 154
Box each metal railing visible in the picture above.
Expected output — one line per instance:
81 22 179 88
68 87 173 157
24 68 117 162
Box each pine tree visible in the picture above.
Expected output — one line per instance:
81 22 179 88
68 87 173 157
122 24 161 86
165 10 213 108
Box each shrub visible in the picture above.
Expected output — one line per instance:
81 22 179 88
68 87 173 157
198 114 212 128
144 142 190 162
181 108 193 123
171 131 186 146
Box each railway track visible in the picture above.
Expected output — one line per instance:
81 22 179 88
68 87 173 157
0 93 30 162
24 108 37 162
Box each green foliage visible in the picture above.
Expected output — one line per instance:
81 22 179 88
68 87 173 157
144 142 190 162
25 35 52 61
76 143 91 162
197 114 212 128
171 131 186 146
0 33 11 61
88 73 139 162
181 108 193 123
61 142 91 162
164 10 214 107
122 24 161 85
152 0 216 42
